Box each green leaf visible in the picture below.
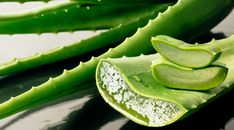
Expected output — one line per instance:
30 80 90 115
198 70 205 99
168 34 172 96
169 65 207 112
96 36 234 127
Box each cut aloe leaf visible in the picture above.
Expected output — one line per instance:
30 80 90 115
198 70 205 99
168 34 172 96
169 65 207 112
96 55 186 127
151 35 221 68
96 35 234 127
96 54 228 127
151 57 228 90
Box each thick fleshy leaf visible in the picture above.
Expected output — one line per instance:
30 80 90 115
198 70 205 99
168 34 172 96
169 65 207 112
96 36 234 127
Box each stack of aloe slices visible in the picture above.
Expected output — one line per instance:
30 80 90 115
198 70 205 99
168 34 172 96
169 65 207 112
0 0 233 128
151 35 228 90
96 35 234 127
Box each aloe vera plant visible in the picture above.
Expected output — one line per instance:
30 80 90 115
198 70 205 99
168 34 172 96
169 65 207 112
0 0 176 5
0 0 233 128
73 0 176 5
96 35 234 127
0 3 170 76
0 2 171 34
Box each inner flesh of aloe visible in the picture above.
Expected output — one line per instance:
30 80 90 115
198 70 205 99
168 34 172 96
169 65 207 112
151 57 228 90
96 61 186 127
151 35 221 68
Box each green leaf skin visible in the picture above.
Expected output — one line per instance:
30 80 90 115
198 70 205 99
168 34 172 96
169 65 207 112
74 0 177 5
151 35 221 68
0 0 176 5
0 3 170 34
0 4 170 76
0 0 233 119
151 57 228 90
0 1 77 34
96 35 234 127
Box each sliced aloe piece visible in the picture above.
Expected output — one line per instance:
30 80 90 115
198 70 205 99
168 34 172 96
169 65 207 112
151 35 221 68
96 55 186 127
151 57 228 90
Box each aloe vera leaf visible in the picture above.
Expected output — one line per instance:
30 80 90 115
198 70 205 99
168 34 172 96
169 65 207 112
0 0 176 5
151 56 228 90
0 1 78 34
96 35 234 127
0 0 232 119
74 0 176 5
0 3 170 34
0 4 170 76
151 35 221 68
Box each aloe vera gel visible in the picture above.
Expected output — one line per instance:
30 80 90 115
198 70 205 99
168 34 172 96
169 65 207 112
151 35 228 90
151 56 228 90
151 35 221 68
